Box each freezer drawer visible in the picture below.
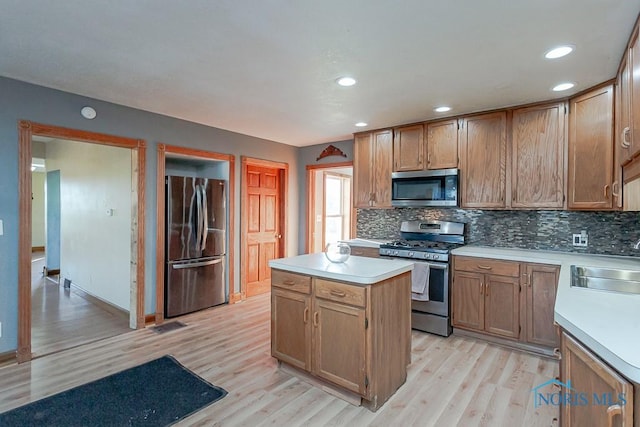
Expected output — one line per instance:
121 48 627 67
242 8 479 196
165 256 226 318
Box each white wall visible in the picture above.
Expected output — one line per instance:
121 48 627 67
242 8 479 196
31 172 46 248
46 139 132 310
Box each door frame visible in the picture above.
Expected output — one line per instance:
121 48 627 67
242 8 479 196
305 161 353 253
155 144 236 323
17 120 146 363
240 156 288 300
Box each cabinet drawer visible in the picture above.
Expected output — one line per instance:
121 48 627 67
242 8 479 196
454 256 520 277
349 246 380 258
272 270 311 294
315 279 366 308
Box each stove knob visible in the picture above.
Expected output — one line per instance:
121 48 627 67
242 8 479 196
393 250 399 256
408 251 414 257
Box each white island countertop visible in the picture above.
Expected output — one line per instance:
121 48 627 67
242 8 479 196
451 246 640 383
268 253 413 285
338 238 387 248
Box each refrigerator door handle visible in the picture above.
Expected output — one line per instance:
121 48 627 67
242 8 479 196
200 184 208 251
172 258 223 269
195 184 203 253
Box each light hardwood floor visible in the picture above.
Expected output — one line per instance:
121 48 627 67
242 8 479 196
30 252 132 357
1 292 559 426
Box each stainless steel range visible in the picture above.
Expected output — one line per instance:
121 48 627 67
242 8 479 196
379 220 465 337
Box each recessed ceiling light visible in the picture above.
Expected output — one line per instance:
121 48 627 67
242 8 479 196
336 77 357 87
545 45 574 59
355 122 368 127
552 82 575 92
434 106 451 113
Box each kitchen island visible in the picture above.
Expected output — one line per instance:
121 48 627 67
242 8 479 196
268 253 413 411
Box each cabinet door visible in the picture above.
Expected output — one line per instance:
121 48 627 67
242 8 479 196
372 130 393 207
393 124 425 171
271 289 311 370
484 274 520 339
313 298 366 394
459 112 508 208
427 119 459 169
353 133 373 208
561 332 634 427
452 271 484 331
615 54 631 208
511 103 565 208
568 85 614 210
523 264 559 348
630 28 640 161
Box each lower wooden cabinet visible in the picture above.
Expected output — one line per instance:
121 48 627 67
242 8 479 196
561 331 634 426
452 256 559 350
271 268 411 410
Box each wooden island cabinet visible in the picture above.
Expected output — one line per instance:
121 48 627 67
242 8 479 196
269 254 412 411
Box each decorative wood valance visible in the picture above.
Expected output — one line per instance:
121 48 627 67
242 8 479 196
316 144 347 161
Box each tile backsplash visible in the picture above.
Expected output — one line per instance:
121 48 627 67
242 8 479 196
356 208 640 257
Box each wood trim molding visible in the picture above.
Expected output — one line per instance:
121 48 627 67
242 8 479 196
17 120 146 363
156 144 236 320
228 292 242 304
31 246 45 252
240 156 288 300
145 314 156 326
306 161 352 171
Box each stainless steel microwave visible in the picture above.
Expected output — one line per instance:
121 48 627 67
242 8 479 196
391 169 458 207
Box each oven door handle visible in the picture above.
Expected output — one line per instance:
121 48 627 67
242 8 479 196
411 261 448 270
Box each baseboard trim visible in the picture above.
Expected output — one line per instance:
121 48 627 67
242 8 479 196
452 328 557 359
31 246 45 252
46 268 60 276
145 314 156 326
0 351 17 367
229 292 243 304
70 285 129 321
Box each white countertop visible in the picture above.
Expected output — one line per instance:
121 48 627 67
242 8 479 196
339 238 386 248
452 246 640 383
268 253 413 285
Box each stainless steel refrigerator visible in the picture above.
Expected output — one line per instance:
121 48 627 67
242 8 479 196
165 176 227 317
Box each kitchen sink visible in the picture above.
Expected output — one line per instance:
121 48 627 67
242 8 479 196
571 265 640 295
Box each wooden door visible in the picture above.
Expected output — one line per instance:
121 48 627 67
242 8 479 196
523 264 559 348
372 130 393 207
353 133 373 208
568 85 614 210
393 124 424 171
245 164 280 297
452 271 484 332
562 332 634 426
484 274 520 339
271 289 311 370
427 119 459 169
511 103 565 208
313 298 366 394
459 112 507 208
630 28 640 160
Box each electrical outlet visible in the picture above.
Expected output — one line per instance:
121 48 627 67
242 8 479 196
572 231 588 247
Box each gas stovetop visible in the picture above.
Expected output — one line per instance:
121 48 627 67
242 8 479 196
378 220 465 262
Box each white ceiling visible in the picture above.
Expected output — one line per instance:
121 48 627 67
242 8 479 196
2 1 639 147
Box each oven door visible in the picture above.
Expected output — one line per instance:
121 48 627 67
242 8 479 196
411 260 449 317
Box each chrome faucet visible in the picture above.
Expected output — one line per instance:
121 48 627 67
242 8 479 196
635 239 640 250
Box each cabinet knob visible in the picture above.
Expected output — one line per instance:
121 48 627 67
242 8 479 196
303 307 309 324
607 404 622 427
612 181 620 198
313 311 319 327
477 265 492 270
603 184 610 199
621 127 631 148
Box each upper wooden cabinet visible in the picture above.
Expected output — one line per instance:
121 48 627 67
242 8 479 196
511 103 566 208
459 112 508 208
426 119 459 169
629 28 640 161
354 130 393 208
568 85 615 210
393 124 424 171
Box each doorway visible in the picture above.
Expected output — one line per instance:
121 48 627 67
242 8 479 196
155 144 236 324
17 121 146 363
241 157 288 299
306 162 354 253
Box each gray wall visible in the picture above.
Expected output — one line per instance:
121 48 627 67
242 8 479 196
296 140 354 253
0 76 300 353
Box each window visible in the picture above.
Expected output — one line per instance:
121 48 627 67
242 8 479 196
323 172 351 247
